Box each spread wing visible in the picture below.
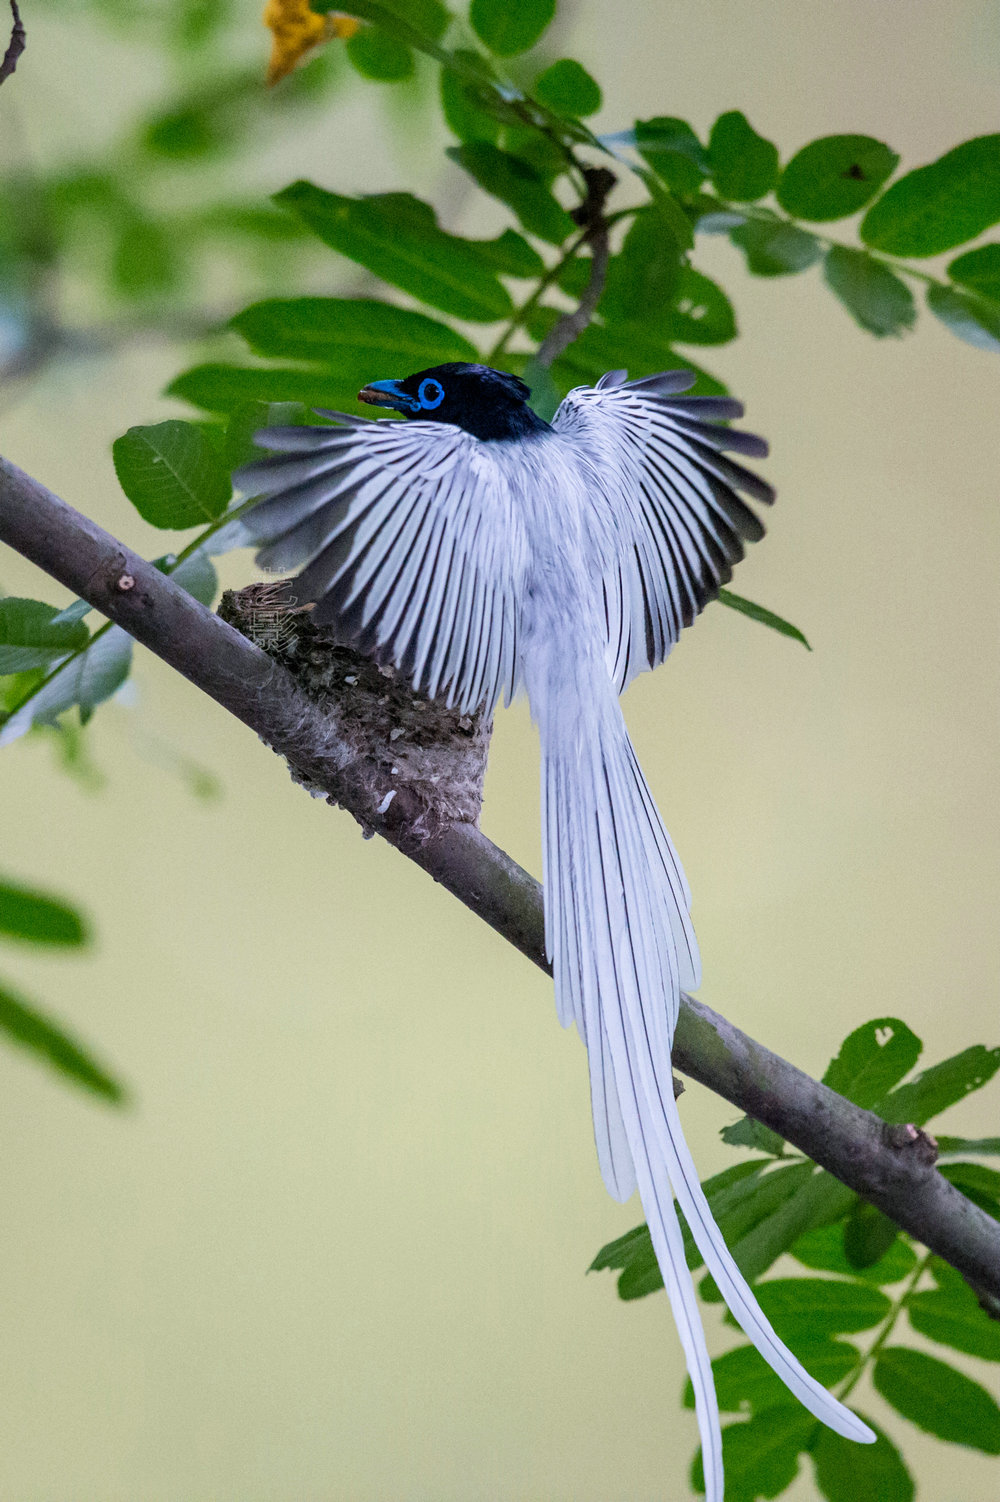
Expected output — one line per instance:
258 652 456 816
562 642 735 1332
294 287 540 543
235 413 528 716
552 371 775 691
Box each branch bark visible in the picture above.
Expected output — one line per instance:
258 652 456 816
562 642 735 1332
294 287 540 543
2 453 999 1302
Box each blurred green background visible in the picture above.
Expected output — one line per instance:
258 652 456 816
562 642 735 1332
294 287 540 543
1 2 998 1497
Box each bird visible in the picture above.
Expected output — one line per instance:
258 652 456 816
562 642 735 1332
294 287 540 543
234 361 876 1499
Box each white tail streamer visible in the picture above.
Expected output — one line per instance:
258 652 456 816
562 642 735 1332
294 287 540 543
533 646 875 1500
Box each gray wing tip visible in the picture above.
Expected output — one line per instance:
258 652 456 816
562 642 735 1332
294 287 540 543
625 370 699 396
312 407 371 426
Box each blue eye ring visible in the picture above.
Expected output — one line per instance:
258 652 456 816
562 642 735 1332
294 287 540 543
417 378 445 410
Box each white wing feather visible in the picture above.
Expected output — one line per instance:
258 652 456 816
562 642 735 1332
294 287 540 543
235 414 528 716
552 372 775 690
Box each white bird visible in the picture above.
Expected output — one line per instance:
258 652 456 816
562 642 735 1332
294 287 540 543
235 362 875 1498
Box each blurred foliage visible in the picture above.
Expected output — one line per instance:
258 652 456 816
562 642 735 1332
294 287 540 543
1 5 999 1495
6 0 999 753
0 875 125 1100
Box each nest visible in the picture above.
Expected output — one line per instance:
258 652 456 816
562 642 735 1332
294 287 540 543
218 581 493 829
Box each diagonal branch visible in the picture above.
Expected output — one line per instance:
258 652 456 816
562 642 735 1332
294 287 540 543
2 453 999 1303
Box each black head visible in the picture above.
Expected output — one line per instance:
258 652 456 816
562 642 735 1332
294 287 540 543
357 362 549 441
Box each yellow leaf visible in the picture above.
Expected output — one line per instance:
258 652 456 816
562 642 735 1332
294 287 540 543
263 1 360 86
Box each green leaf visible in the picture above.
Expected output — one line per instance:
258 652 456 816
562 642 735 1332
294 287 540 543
589 1222 652 1273
743 1279 891 1340
142 101 228 159
907 1286 1000 1360
640 174 696 251
535 59 602 118
683 1339 859 1414
340 0 451 52
873 1347 1000 1451
223 400 308 473
0 980 125 1104
691 1406 815 1499
189 201 312 245
822 1017 922 1109
822 247 916 337
707 1162 815 1247
939 1161 1000 1219
929 1254 969 1292
593 1221 692 1302
937 1135 1000 1157
708 111 780 202
447 143 575 245
50 600 93 628
230 297 478 370
601 205 684 323
710 1170 856 1295
376 0 449 40
169 364 355 415
634 116 709 195
169 0 231 52
0 670 45 716
777 135 898 221
346 27 414 81
698 1163 818 1299
274 183 516 322
440 50 501 143
876 1043 1000 1125
948 243 1000 300
812 1416 914 1502
716 590 811 649
113 421 231 529
861 135 1000 256
111 216 179 299
480 228 546 277
520 357 560 422
720 1114 786 1154
0 880 88 947
469 0 555 56
791 1222 918 1285
557 254 593 298
926 283 1000 354
843 1201 900 1269
77 630 134 723
554 328 724 398
0 599 90 674
0 628 134 746
589 1161 768 1297
730 216 822 276
499 124 568 183
167 551 218 608
692 201 749 234
666 267 736 345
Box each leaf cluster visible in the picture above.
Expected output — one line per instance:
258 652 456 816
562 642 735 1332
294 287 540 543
591 1017 1000 1498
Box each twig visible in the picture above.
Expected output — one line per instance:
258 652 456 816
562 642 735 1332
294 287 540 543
0 1 25 86
2 454 1000 1302
536 166 616 369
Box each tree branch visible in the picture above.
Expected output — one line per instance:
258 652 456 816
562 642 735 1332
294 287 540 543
0 1 25 87
2 453 999 1302
536 166 616 369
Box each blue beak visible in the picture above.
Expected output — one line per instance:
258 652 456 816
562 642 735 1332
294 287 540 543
357 378 420 413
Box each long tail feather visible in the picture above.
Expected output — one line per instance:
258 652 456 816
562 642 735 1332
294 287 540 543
532 649 874 1500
